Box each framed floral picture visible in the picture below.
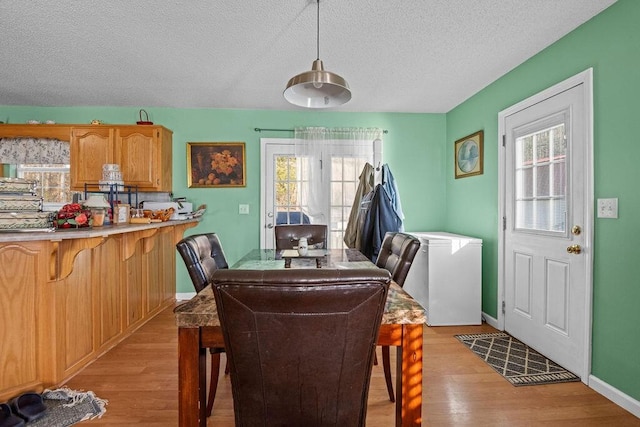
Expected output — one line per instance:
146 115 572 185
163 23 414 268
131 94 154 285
454 131 483 179
187 142 246 187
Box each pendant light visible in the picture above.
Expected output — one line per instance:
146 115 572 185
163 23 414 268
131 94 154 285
283 0 351 108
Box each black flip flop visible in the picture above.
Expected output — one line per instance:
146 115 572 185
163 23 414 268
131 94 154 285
0 403 25 427
10 393 46 422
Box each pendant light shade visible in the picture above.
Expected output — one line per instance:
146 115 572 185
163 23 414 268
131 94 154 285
284 59 351 108
283 0 351 108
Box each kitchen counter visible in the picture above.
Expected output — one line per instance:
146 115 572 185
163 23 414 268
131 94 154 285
0 217 199 401
0 218 200 242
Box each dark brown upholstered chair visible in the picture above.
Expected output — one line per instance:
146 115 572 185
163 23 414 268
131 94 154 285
176 233 229 417
375 231 421 402
274 224 328 250
211 268 391 426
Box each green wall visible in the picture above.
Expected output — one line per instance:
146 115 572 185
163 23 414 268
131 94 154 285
0 106 446 293
445 0 640 401
2 0 638 406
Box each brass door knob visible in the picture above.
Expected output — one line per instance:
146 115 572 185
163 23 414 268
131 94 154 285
567 244 582 254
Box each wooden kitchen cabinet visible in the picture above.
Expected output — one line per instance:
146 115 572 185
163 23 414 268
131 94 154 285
70 125 172 192
70 126 116 188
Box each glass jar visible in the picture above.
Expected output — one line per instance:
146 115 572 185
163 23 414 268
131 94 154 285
92 207 106 227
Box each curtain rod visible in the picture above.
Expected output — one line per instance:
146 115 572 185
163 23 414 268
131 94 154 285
254 127 388 134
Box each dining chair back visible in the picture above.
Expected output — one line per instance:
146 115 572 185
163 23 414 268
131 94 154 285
176 232 229 417
211 268 391 427
374 231 421 402
176 233 229 292
274 224 327 250
375 232 421 287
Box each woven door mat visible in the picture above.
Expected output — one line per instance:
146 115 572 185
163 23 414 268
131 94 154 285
455 332 580 386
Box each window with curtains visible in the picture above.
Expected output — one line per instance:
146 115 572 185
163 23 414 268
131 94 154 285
261 128 383 249
1 137 72 210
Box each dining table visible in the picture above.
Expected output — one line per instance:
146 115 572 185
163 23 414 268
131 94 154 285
174 248 426 426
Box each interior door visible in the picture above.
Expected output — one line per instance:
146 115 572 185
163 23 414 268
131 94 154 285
503 80 590 379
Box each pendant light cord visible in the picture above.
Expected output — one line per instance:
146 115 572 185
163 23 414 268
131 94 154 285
316 0 320 60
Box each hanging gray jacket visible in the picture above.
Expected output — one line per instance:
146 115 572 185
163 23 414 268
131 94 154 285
343 162 375 248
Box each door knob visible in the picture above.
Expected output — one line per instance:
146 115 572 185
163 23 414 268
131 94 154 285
266 223 274 229
567 244 581 254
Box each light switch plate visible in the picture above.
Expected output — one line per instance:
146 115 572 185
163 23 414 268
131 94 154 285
239 204 249 215
597 198 618 218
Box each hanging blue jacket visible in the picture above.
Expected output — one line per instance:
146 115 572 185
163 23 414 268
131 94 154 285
359 181 403 262
382 164 405 232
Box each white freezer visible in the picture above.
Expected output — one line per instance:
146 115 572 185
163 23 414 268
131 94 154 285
403 231 482 326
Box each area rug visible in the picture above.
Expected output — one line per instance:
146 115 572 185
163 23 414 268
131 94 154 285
455 332 580 386
27 387 107 426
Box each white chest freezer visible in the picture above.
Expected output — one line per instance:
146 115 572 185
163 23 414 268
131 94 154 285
402 232 482 326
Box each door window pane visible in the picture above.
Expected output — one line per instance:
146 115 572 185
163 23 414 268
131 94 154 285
514 124 566 233
274 156 308 224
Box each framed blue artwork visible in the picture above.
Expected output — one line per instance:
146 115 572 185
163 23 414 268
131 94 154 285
455 130 483 179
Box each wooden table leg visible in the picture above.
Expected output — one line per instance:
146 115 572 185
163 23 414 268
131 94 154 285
395 324 423 427
179 327 206 427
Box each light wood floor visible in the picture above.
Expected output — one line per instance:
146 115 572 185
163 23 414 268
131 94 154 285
66 305 640 426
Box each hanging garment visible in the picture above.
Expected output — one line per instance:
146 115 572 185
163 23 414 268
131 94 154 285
358 164 404 261
381 164 405 232
343 162 375 248
359 186 403 262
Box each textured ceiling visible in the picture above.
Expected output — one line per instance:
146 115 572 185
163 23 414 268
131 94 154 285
0 0 616 113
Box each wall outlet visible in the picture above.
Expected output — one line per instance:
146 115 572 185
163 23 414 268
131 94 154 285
597 198 618 219
239 204 249 215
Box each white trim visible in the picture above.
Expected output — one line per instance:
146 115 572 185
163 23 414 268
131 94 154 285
497 68 594 381
481 311 499 329
176 292 196 301
589 375 640 418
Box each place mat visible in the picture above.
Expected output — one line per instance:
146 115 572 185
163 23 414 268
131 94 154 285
455 332 580 386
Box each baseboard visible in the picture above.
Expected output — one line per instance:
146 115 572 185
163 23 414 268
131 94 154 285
176 292 196 301
481 311 499 329
589 375 640 418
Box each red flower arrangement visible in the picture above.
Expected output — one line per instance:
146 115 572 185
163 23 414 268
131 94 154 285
55 203 93 228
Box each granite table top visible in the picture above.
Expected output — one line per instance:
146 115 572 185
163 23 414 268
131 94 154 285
174 249 427 328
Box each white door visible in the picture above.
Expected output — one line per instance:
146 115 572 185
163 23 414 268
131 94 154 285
260 138 381 249
500 71 593 380
261 141 305 249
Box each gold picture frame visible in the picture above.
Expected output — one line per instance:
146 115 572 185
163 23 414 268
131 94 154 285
454 131 484 179
187 142 246 187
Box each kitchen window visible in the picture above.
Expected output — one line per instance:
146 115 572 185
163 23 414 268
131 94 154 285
17 163 71 210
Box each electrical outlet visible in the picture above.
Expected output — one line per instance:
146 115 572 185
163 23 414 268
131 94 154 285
239 204 249 215
597 198 618 219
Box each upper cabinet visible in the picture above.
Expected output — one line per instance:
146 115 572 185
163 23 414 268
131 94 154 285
0 123 173 192
70 125 173 192
70 127 116 187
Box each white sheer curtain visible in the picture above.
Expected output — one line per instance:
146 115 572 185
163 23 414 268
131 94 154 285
293 127 383 224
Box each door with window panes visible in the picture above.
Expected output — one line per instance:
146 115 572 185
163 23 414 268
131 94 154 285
261 138 381 249
503 82 588 379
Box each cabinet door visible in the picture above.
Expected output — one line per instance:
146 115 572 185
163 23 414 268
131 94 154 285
116 127 160 189
70 127 116 190
0 242 48 399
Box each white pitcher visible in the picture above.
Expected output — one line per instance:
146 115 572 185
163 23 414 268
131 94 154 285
298 237 308 256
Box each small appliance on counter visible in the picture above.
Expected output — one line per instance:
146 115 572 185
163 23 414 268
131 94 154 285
141 201 193 220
